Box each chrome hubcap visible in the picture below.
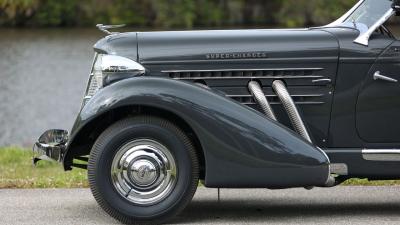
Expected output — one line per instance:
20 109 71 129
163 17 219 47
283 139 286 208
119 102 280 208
111 139 177 205
129 159 157 187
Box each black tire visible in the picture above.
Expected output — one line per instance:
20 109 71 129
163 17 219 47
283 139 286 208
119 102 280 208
88 116 199 224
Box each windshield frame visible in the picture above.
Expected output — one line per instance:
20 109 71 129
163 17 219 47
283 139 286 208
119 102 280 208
325 0 395 46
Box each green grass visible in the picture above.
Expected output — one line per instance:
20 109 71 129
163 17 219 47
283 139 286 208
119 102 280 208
342 179 400 186
0 147 88 188
1 147 400 188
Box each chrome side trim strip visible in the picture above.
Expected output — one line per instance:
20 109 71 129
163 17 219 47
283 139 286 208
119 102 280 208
323 149 361 154
243 102 325 105
162 68 324 73
362 149 400 161
170 75 324 80
312 78 332 84
227 94 324 98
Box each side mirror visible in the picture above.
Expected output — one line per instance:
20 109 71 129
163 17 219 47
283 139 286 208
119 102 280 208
393 0 400 15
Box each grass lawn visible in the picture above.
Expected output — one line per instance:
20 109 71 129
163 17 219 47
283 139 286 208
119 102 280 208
0 147 88 188
1 147 400 188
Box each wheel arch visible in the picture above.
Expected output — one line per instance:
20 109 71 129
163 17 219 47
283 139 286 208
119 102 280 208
64 77 330 188
64 104 206 179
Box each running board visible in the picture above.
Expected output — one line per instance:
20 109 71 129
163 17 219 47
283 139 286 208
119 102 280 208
324 149 400 179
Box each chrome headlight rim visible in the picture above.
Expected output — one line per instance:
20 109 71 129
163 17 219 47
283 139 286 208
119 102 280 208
101 55 145 74
82 53 145 106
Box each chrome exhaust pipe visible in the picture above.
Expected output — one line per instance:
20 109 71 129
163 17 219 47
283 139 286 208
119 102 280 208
272 80 312 143
248 81 277 121
250 80 334 187
272 80 336 187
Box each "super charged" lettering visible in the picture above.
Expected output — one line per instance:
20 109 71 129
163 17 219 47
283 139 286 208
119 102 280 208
206 52 268 60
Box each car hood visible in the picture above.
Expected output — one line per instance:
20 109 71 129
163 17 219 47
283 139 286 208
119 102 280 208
94 28 339 66
136 28 339 64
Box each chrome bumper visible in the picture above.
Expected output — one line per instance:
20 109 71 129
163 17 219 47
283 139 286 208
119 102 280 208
33 129 69 165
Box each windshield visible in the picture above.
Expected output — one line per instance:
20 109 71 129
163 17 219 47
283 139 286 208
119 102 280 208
344 0 392 28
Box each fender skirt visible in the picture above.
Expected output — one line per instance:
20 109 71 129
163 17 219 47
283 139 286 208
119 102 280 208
66 77 330 188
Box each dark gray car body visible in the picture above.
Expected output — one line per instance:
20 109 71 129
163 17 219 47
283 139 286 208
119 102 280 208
59 24 400 189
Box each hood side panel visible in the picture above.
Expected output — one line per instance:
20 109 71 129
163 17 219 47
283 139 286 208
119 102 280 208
137 29 338 65
137 29 339 148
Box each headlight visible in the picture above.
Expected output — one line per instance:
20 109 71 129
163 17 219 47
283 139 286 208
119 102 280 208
83 54 145 104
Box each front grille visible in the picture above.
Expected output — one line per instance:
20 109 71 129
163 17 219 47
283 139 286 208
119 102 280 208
86 75 100 97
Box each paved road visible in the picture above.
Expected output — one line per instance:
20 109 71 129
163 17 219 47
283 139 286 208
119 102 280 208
1 186 400 225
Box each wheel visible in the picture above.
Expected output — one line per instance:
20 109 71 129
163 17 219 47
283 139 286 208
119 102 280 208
88 116 199 224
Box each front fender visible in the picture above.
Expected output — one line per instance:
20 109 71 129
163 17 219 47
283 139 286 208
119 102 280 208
67 77 329 188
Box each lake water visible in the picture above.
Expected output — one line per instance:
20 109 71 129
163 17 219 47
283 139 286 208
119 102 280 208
0 29 102 147
0 27 399 147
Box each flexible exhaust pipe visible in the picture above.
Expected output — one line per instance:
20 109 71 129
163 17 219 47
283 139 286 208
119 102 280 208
248 81 277 121
249 80 334 187
271 80 337 187
272 80 312 143
272 80 336 188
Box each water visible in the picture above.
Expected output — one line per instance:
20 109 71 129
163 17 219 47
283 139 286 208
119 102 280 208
0 27 399 147
0 29 102 147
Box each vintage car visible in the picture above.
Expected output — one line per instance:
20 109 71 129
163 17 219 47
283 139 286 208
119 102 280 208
33 0 400 224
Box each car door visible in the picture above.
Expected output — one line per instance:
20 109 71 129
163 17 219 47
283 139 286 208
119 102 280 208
356 40 400 143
